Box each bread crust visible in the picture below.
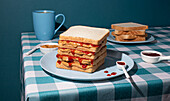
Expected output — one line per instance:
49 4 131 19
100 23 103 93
111 22 148 31
60 26 110 45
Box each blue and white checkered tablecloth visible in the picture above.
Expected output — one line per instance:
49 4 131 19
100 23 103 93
21 27 170 101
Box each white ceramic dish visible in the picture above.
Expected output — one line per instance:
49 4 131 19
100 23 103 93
40 43 58 54
141 50 170 63
25 42 58 55
40 50 134 81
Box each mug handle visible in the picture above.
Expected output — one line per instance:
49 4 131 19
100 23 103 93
54 14 65 34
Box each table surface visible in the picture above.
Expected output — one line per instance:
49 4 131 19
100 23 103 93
21 27 170 101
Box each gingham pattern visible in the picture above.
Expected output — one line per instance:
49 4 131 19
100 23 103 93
21 27 170 101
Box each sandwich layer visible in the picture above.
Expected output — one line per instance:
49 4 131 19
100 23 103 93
59 26 110 45
115 35 146 42
56 58 105 73
58 39 107 52
112 32 147 40
57 51 107 68
114 30 145 36
57 46 107 59
111 22 148 31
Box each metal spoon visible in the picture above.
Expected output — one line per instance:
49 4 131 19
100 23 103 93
25 44 41 55
116 61 130 79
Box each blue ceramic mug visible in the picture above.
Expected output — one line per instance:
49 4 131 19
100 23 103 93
33 10 65 41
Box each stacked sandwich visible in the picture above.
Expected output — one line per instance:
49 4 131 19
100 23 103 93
56 26 109 73
111 22 148 42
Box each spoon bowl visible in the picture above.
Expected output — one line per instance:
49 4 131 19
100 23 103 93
116 61 130 79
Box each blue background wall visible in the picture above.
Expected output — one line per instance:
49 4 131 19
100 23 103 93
0 0 170 100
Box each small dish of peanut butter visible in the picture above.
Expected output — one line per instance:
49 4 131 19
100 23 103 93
40 43 58 54
40 45 58 48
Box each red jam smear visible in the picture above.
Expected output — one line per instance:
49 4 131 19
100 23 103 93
104 71 108 73
117 61 125 65
105 70 117 76
142 52 160 57
107 74 111 76
111 72 117 75
59 40 101 47
59 48 95 55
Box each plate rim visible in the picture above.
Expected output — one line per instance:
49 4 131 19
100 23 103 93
40 50 134 81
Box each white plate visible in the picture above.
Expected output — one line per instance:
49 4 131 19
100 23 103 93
40 50 134 81
107 32 155 44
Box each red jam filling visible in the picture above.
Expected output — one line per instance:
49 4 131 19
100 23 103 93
70 49 75 55
56 54 93 68
57 61 61 64
82 65 88 69
59 40 101 47
68 63 72 67
142 52 160 57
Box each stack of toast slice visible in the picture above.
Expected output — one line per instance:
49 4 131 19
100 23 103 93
111 22 148 42
56 26 110 73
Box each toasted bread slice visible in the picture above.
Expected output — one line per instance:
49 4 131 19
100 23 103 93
60 26 109 45
111 22 148 31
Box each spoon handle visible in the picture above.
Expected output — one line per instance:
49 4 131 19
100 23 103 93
26 46 40 55
159 56 170 61
121 66 130 79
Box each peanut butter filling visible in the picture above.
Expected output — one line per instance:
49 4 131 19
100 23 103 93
57 46 106 59
112 31 147 41
57 54 93 65
56 51 107 69
58 39 107 52
115 30 145 36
